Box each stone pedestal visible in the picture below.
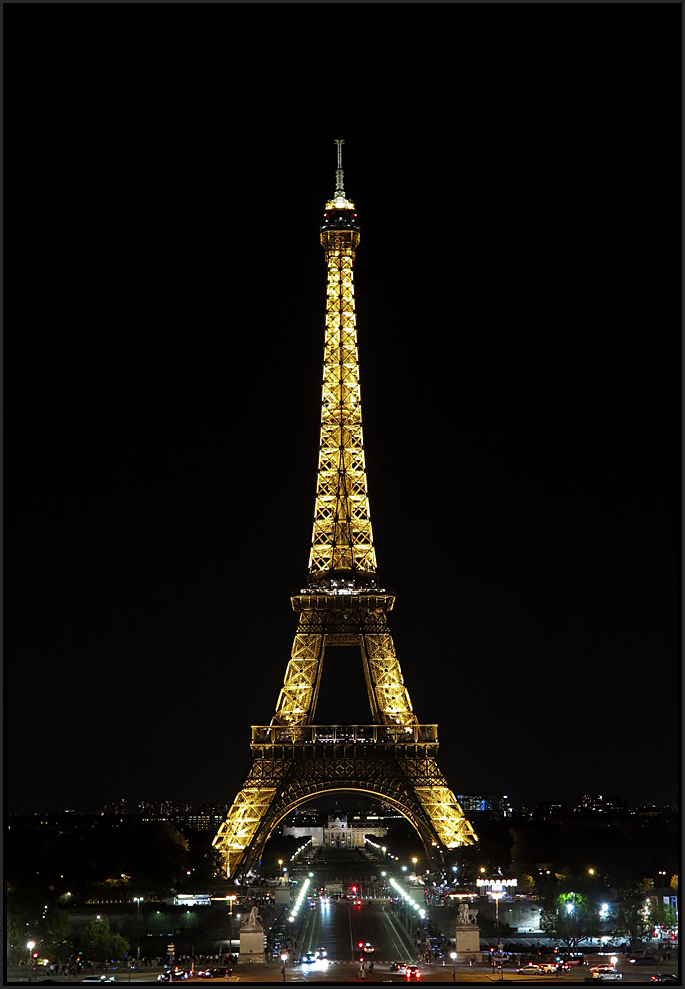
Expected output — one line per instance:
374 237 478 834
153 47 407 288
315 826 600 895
238 927 265 965
455 923 480 960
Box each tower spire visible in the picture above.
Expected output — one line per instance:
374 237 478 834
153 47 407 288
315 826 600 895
311 141 374 583
327 138 354 210
334 137 345 200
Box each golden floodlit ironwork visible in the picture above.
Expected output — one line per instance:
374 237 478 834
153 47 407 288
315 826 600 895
213 141 477 879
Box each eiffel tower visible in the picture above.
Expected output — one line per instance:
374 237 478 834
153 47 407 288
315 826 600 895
213 140 477 880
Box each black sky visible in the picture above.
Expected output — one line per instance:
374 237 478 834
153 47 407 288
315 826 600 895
7 23 680 815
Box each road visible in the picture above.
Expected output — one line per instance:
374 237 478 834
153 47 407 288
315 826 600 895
295 898 415 964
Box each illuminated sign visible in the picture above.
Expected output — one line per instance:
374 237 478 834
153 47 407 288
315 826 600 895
476 879 517 890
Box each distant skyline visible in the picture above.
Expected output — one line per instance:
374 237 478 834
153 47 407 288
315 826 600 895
8 26 679 815
8 792 679 819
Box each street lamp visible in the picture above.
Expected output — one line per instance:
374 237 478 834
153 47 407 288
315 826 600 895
450 950 457 982
133 897 143 961
566 896 578 947
280 952 288 982
27 942 36 983
227 895 237 957
491 892 503 949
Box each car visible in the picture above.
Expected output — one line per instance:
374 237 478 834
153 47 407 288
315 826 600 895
301 952 317 965
362 942 375 954
82 981 116 985
405 966 421 981
650 976 678 984
516 963 542 974
630 954 658 965
590 966 622 982
316 947 328 959
390 962 408 973
539 962 558 973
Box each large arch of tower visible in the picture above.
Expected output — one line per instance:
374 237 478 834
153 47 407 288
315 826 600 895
229 784 443 882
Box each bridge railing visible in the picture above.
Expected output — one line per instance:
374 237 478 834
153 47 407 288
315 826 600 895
251 724 438 746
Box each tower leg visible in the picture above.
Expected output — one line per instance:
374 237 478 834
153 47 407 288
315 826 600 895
213 751 476 881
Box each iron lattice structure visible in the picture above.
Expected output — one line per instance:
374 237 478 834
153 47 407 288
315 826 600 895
214 141 476 879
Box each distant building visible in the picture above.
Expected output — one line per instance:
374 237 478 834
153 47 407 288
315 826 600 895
456 794 514 815
578 794 624 814
457 795 492 812
283 814 387 848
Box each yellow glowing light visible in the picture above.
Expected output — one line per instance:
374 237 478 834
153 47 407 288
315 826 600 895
212 144 479 881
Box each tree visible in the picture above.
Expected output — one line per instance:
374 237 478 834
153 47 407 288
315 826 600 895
78 917 128 964
110 934 129 962
615 900 650 942
37 908 73 962
670 875 678 891
519 874 535 894
648 900 676 936
541 891 599 948
6 887 45 964
636 878 654 893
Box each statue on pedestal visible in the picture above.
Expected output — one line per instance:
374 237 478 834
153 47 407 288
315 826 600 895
455 902 480 958
242 906 262 929
457 902 478 926
238 904 265 964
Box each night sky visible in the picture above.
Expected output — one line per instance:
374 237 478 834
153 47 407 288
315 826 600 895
8 25 680 816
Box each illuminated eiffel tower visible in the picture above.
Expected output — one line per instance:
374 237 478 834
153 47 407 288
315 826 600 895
213 141 477 879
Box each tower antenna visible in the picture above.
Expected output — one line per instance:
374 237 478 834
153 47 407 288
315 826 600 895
334 138 345 199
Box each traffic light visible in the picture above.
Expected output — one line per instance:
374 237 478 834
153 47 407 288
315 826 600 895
32 953 39 959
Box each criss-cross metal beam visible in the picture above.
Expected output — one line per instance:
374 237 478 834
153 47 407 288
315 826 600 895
213 142 477 879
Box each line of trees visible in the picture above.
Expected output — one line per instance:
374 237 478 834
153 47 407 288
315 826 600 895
6 892 129 968
538 879 677 948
